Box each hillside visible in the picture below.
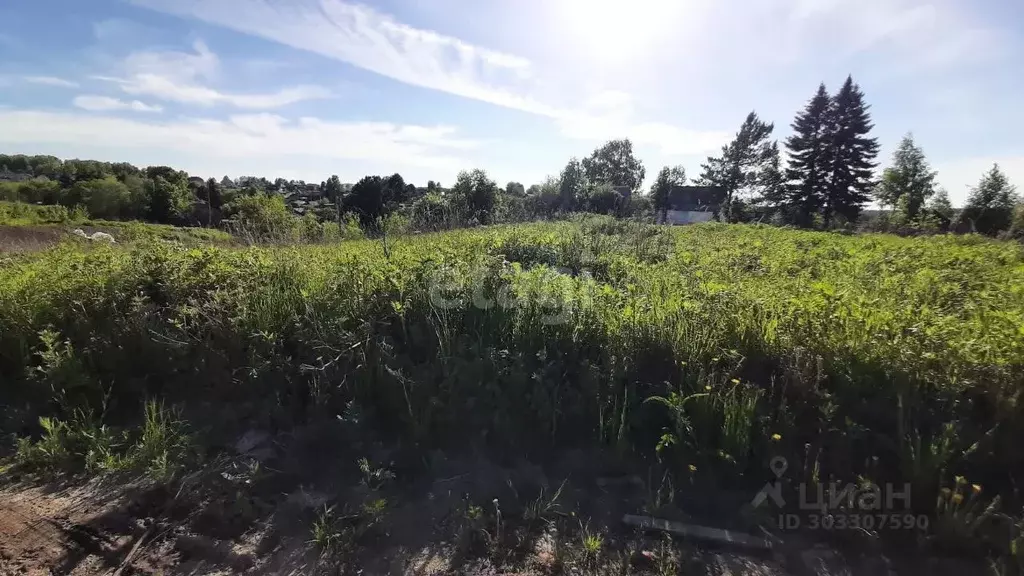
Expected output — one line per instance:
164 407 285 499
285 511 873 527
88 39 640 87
1 218 1022 574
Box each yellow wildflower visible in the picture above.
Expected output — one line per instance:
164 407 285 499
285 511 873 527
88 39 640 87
688 464 697 473
771 433 782 442
952 493 964 505
972 484 982 494
704 385 712 391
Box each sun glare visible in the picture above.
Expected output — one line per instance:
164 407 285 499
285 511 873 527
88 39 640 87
558 0 680 60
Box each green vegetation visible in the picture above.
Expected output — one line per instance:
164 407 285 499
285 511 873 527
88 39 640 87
2 217 1023 564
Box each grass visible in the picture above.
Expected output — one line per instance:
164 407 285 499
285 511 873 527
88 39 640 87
1 216 1023 563
0 200 235 248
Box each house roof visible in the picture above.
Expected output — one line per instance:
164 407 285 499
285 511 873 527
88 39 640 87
667 185 726 211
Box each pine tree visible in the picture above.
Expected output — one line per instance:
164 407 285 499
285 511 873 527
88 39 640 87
783 84 832 227
961 164 1019 235
927 187 954 221
696 111 779 221
823 76 879 225
875 133 936 221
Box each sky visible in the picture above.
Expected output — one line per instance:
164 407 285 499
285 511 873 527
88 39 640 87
0 0 1022 205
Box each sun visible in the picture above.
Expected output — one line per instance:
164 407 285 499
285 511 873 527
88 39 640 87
557 0 680 61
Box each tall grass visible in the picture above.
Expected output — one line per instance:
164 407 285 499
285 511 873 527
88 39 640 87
1 217 1023 550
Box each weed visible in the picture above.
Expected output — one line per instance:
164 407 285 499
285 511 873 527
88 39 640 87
524 479 568 524
357 457 395 491
130 401 192 480
310 505 343 555
581 523 604 559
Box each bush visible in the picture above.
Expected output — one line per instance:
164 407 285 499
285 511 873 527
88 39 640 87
225 193 297 242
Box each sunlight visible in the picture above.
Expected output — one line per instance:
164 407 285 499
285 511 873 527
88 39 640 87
558 0 681 60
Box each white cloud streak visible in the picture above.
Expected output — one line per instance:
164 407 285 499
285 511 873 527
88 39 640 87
73 95 163 113
558 91 730 156
782 0 1003 68
0 109 477 172
99 40 332 109
129 1 727 157
24 76 80 88
129 0 556 116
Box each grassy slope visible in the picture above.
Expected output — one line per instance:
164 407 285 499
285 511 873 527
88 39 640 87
2 218 1023 548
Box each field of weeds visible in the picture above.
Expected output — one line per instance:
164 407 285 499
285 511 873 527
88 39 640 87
2 217 1023 574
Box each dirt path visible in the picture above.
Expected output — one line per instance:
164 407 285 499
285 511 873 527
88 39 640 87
0 478 141 575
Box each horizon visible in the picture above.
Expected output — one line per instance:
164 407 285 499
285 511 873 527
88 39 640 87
1 0 1022 206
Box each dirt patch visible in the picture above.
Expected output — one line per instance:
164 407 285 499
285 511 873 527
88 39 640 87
0 225 66 253
0 477 141 575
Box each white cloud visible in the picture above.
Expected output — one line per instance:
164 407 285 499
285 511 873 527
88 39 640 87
99 40 332 109
0 109 477 173
129 0 556 116
24 76 80 88
558 91 730 156
73 95 163 113
783 0 1003 69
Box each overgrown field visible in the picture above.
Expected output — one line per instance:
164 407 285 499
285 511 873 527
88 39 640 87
3 217 1024 565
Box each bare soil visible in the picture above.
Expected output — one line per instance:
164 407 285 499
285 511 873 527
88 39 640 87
0 436 984 575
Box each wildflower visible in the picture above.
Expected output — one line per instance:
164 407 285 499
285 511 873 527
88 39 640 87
940 487 952 498
972 484 982 494
955 475 967 485
952 493 964 505
771 433 782 442
731 378 740 384
704 385 712 391
688 464 697 473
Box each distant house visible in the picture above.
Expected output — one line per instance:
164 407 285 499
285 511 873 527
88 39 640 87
661 185 725 225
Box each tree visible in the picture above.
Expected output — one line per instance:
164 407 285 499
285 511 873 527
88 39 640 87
559 158 588 212
784 84 833 227
505 181 526 197
324 175 344 202
875 134 936 221
451 169 499 224
205 177 223 210
928 187 954 221
227 194 296 242
146 176 191 223
650 165 686 214
960 164 1018 235
72 177 132 220
582 139 645 193
221 176 234 188
587 183 623 214
822 76 879 225
696 111 779 220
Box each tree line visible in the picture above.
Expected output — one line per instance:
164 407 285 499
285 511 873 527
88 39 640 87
2 75 1022 238
666 76 1021 236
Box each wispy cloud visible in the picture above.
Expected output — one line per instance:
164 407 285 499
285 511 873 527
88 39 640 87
129 0 557 116
73 95 163 113
98 40 332 109
783 0 1003 68
0 109 477 172
558 91 730 156
127 0 727 158
24 76 80 88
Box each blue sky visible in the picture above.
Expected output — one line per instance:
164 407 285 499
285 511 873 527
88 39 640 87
1 0 1021 204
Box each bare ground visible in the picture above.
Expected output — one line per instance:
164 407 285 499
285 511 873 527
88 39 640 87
0 433 986 575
